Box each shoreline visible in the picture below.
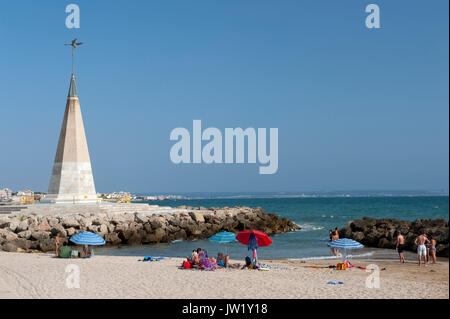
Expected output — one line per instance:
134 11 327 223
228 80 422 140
0 251 447 299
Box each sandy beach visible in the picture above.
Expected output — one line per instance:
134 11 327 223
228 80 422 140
0 251 447 299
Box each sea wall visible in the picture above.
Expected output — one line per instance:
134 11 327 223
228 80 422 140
339 217 449 257
0 206 299 253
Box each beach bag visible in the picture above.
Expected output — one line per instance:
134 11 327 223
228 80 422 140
336 262 347 270
182 261 191 269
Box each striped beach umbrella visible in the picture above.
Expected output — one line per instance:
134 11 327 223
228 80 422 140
209 232 237 243
209 232 237 255
327 238 364 250
327 238 363 262
70 232 106 245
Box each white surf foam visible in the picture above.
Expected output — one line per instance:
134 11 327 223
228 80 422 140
288 251 375 261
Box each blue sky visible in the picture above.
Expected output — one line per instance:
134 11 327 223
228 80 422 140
0 0 448 193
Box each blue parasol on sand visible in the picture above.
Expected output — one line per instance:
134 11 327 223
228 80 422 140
209 232 237 243
209 232 237 255
327 238 363 261
70 232 105 245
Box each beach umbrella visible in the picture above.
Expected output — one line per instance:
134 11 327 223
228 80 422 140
69 232 106 246
209 232 237 243
209 232 237 255
236 230 272 267
327 238 363 262
236 230 272 247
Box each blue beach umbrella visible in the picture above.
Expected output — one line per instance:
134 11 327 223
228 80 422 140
209 232 237 255
327 238 363 261
209 232 237 243
70 232 106 246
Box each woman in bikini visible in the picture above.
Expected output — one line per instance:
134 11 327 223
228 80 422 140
429 235 437 264
54 233 60 257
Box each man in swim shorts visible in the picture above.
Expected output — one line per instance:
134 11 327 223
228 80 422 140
414 232 430 266
395 230 406 263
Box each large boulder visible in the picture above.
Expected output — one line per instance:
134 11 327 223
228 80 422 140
105 232 122 245
39 239 55 252
30 231 50 241
16 220 29 232
341 217 449 257
61 216 79 228
189 212 205 223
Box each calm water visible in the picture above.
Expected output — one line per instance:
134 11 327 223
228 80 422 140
95 196 449 260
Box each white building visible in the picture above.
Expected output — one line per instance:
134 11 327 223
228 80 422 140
17 189 34 196
0 188 13 201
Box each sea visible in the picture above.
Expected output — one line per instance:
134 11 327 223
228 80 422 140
95 193 449 261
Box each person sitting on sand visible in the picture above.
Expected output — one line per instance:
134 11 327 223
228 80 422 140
395 230 406 263
217 252 242 269
242 256 253 269
197 251 217 270
186 249 201 267
414 231 430 266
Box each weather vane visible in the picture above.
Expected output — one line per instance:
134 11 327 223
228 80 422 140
65 38 83 74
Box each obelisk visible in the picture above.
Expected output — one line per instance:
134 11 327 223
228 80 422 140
45 40 98 203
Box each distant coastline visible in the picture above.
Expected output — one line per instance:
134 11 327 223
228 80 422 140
133 191 449 201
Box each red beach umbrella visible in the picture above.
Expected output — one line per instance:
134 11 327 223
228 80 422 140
236 230 272 247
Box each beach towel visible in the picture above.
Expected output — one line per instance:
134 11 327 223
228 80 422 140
259 264 295 270
199 252 217 270
142 256 165 262
327 281 344 285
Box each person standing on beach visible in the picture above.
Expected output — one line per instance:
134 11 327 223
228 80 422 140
54 233 60 257
429 235 437 265
414 232 430 266
395 231 406 263
331 229 340 256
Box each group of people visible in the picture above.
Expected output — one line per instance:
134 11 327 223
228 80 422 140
184 248 254 270
54 233 92 258
395 230 437 266
329 227 340 256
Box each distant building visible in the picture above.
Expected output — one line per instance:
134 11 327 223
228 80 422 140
0 188 13 201
17 189 34 196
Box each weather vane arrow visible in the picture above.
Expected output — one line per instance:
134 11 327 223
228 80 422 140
65 38 83 74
